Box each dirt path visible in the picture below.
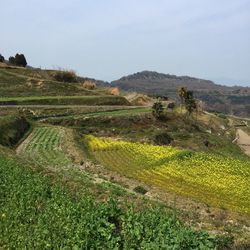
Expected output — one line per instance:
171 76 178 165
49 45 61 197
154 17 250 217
237 129 250 156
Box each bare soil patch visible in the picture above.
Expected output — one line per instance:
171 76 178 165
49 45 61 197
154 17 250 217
237 129 250 156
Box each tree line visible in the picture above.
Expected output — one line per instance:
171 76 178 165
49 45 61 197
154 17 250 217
0 53 27 67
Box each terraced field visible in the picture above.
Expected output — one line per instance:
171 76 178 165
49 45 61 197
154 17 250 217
18 127 70 166
86 135 250 214
44 107 151 122
0 95 130 106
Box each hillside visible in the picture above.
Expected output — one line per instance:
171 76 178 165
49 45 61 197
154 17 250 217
0 63 129 106
1 63 250 248
111 71 250 117
1 106 250 248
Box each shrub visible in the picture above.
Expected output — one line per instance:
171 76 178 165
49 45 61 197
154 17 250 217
52 70 77 82
82 80 96 90
167 102 175 111
8 56 15 65
133 185 148 194
175 150 193 159
152 101 164 119
217 113 227 119
154 132 173 145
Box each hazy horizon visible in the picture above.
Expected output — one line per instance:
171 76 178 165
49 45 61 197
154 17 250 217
1 0 250 86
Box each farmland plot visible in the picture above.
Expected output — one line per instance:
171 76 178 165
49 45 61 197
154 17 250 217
18 127 70 167
86 135 250 214
0 154 219 249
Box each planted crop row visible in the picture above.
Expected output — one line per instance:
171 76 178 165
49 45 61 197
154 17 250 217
85 135 250 214
20 127 70 167
0 155 220 249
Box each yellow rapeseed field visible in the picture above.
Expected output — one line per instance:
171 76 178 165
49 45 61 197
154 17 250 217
85 135 250 214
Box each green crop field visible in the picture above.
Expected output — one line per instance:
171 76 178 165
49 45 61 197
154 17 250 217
86 135 250 214
0 151 220 249
19 127 70 167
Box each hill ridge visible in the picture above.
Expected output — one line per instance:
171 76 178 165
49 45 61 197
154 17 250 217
111 70 250 117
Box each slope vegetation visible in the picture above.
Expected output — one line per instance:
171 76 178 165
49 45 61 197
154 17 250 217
0 65 129 106
0 115 30 147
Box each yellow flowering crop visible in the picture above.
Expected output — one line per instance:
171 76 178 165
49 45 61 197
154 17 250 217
85 135 250 214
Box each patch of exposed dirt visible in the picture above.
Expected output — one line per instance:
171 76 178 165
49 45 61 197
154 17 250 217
16 129 33 155
237 129 250 156
125 92 154 106
60 127 84 163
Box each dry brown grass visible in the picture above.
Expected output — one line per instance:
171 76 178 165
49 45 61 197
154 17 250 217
109 87 120 96
51 69 77 83
0 62 19 69
82 80 97 90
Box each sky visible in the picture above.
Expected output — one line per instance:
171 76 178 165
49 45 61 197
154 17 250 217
1 0 250 86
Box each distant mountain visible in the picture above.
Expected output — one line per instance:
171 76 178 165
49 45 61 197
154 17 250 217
111 71 250 117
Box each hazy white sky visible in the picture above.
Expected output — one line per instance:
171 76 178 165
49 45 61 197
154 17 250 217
1 0 250 85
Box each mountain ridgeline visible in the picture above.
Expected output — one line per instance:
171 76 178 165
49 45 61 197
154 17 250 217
111 71 250 117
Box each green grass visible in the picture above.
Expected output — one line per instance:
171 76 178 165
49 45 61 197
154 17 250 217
0 153 220 249
0 95 130 106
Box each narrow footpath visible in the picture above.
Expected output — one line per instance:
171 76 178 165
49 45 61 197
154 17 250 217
237 129 250 156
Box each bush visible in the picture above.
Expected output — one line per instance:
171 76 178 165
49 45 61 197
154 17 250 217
133 186 148 195
152 101 164 119
52 70 77 82
8 56 15 65
82 80 96 90
154 132 173 145
167 102 175 111
217 113 227 119
175 150 193 159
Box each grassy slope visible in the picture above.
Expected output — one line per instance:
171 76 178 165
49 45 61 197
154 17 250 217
0 115 30 147
0 66 130 105
0 95 130 106
0 127 220 249
0 67 91 97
